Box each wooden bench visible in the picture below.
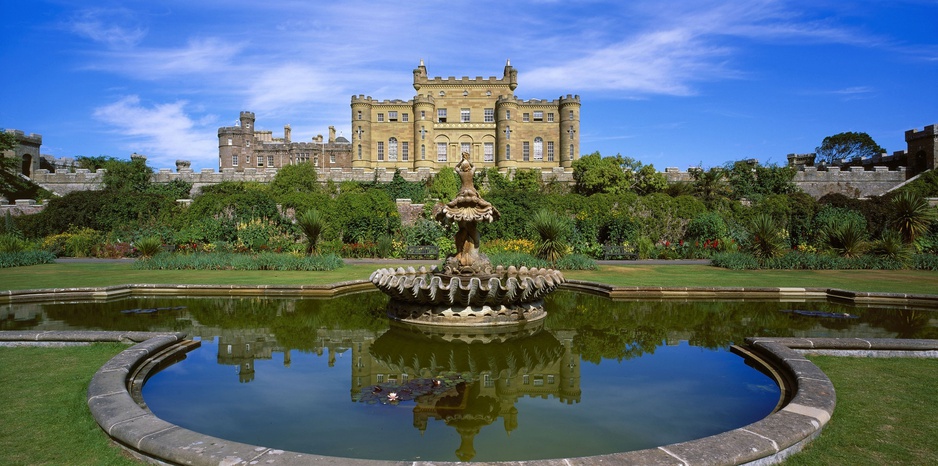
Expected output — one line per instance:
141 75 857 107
404 245 439 260
602 243 638 260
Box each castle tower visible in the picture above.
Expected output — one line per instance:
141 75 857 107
2 130 42 177
504 59 518 91
413 93 436 169
495 95 519 169
905 124 937 176
559 95 581 168
218 111 255 171
350 96 374 168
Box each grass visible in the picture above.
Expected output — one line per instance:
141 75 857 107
0 344 140 466
2 261 936 294
784 356 938 465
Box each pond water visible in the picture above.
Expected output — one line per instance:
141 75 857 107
4 290 936 462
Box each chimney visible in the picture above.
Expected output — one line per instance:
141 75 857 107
284 125 292 143
328 126 336 143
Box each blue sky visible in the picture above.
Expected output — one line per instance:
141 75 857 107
2 0 936 171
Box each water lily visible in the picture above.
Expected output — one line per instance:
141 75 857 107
387 392 399 402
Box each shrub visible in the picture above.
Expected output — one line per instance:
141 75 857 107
483 238 537 255
870 230 912 263
710 252 760 270
530 209 571 262
684 212 727 242
554 253 597 270
823 221 869 258
911 253 938 271
0 250 57 268
135 236 164 258
297 209 325 254
133 252 343 271
890 191 937 244
402 218 448 247
746 214 787 259
93 241 134 259
0 233 26 253
63 227 102 257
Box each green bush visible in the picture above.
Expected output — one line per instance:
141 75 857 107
0 250 57 268
0 233 27 253
554 253 597 270
530 209 571 262
745 214 788 259
134 252 343 271
710 252 760 270
911 254 938 271
135 236 164 258
684 212 727 241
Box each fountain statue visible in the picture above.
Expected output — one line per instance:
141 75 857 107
371 152 565 326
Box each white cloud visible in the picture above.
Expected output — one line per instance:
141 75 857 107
92 96 218 169
88 38 244 80
67 8 147 49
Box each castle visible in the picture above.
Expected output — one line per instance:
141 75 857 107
216 60 580 173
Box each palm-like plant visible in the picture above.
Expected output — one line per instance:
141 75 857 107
824 221 869 258
530 209 570 263
297 209 325 255
890 191 938 244
135 236 164 258
746 214 787 259
871 230 912 263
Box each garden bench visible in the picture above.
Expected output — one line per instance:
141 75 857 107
404 245 439 260
603 243 638 260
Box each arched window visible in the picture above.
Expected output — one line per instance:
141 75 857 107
534 137 543 160
388 137 398 161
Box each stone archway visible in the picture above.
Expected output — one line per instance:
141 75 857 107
21 154 32 177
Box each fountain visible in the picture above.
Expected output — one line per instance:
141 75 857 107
370 152 565 326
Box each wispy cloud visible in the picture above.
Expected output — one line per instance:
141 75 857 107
66 8 147 49
92 96 218 168
87 38 244 80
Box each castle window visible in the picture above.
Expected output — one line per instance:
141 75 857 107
388 111 398 121
402 141 409 161
402 113 409 122
523 113 530 122
461 108 470 123
420 110 426 119
506 144 511 160
437 143 447 162
377 113 384 122
486 90 492 96
267 155 274 166
357 110 362 120
232 155 238 166
246 155 251 164
330 153 336 164
358 144 362 159
533 111 543 121
437 108 447 123
257 157 264 167
246 141 250 147
421 144 426 160
461 142 470 156
439 91 445 96
523 141 530 161
227 138 232 146
547 141 555 161
388 138 398 161
547 113 554 122
570 144 574 157
484 143 494 162
569 110 574 119
548 374 555 384
534 137 543 160
377 141 385 161
506 110 511 120
484 108 494 123
463 90 469 96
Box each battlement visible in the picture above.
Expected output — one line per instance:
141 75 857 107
419 75 507 85
2 129 42 143
559 94 581 105
906 124 938 141
240 111 255 118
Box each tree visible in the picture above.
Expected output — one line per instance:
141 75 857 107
815 132 885 165
572 152 627 196
269 162 319 197
102 156 153 193
890 191 938 244
691 167 730 205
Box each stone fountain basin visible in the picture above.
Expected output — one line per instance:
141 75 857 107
369 265 565 308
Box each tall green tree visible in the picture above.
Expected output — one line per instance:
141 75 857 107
269 162 319 197
815 131 885 165
691 167 730 205
572 152 627 196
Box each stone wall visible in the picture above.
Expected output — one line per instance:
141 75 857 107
791 166 907 199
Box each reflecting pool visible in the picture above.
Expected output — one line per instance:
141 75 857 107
4 290 936 462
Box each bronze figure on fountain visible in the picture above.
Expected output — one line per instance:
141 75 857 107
435 152 499 276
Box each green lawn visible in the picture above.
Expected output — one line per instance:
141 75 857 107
784 356 938 465
3 261 937 294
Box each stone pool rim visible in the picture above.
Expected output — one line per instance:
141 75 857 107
2 282 937 465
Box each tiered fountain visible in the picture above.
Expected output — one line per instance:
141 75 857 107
371 152 565 326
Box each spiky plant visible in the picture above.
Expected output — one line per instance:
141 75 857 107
297 209 325 255
824 221 869 258
530 209 570 263
135 236 164 259
871 230 912 263
890 191 938 244
746 214 787 259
